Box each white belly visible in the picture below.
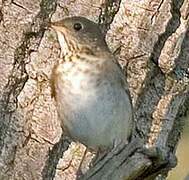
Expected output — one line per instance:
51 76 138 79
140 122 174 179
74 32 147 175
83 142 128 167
55 62 132 149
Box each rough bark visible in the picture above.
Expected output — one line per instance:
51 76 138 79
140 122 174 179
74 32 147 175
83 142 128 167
0 0 188 179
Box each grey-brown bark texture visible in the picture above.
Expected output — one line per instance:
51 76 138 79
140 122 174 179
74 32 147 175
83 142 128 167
0 0 189 179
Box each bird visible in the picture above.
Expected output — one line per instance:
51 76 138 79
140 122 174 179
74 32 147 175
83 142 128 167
50 16 133 153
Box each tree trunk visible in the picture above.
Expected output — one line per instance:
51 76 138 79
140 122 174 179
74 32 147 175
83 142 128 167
0 0 189 179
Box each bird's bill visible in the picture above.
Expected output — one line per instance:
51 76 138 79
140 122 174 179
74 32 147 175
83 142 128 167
50 22 67 33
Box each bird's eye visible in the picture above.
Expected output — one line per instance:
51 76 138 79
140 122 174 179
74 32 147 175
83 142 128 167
73 23 82 31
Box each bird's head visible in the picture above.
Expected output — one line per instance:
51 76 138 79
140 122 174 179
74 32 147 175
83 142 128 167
50 16 109 57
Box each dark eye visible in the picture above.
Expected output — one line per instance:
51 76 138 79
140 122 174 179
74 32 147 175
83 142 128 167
73 23 82 31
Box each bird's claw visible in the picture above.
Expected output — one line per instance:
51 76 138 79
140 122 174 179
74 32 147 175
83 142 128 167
137 145 177 169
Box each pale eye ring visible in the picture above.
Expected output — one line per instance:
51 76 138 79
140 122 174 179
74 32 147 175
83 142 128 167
73 23 82 31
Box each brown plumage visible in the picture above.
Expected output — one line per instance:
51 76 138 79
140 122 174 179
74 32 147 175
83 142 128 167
50 16 133 150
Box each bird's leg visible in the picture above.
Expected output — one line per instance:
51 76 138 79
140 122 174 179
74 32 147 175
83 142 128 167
90 148 109 166
137 145 177 169
90 139 129 167
76 147 88 179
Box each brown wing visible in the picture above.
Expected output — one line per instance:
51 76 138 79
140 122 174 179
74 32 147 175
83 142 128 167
112 56 133 105
112 56 134 140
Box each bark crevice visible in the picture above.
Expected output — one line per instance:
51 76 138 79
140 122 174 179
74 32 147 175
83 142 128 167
0 0 57 176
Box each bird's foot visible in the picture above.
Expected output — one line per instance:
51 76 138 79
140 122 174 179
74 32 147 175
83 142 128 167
137 145 177 169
